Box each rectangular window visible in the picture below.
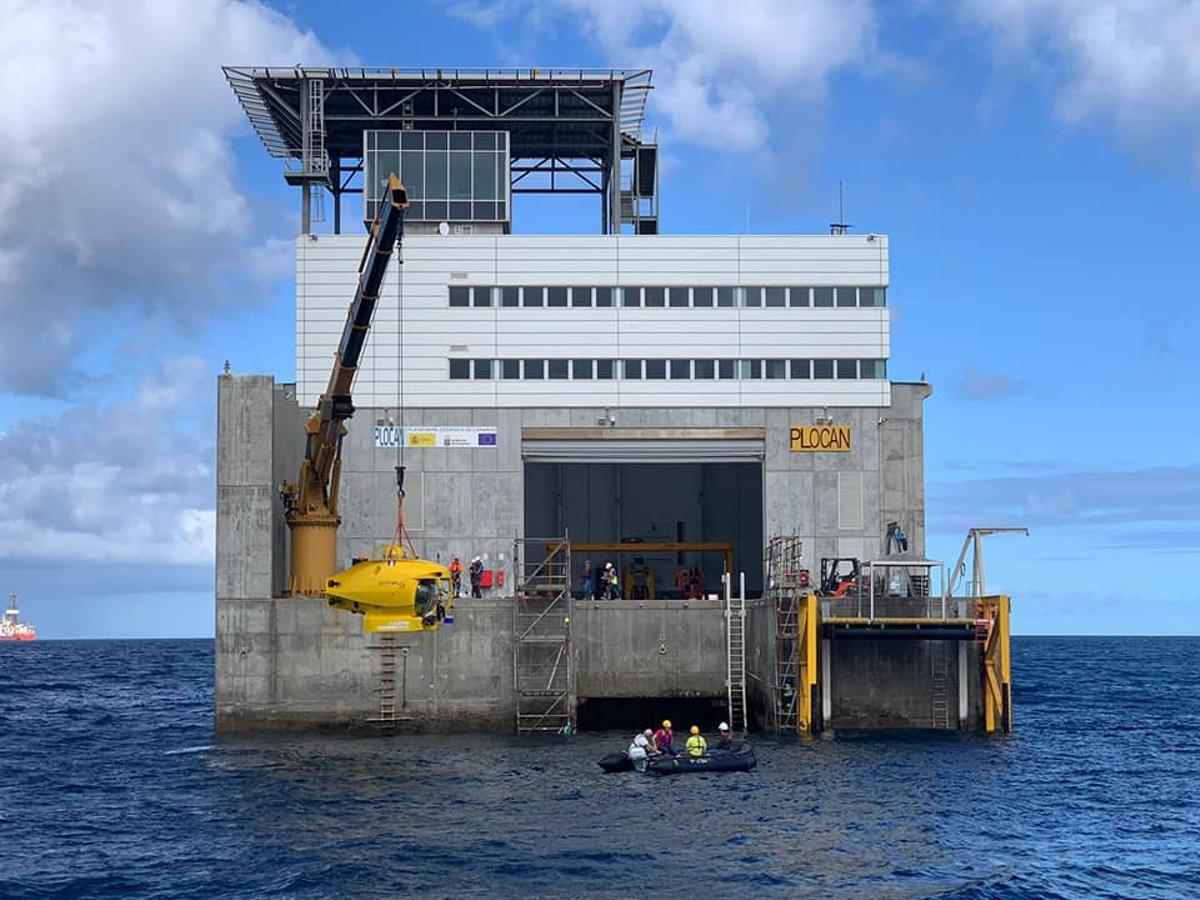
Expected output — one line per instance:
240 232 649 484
645 359 667 379
669 287 689 307
473 359 493 380
717 359 736 380
813 359 834 379
523 287 545 308
744 287 763 308
547 287 568 307
836 359 858 379
694 359 715 379
623 287 641 308
472 287 492 308
790 359 811 379
623 359 642 379
501 359 520 380
449 132 472 150
571 287 592 307
449 359 470 379
765 359 787 379
860 358 887 379
449 200 471 220
425 200 448 222
449 153 471 199
739 359 762 379
765 287 786 307
692 287 714 307
860 287 886 307
473 152 496 200
644 287 665 307
716 287 736 308
813 287 834 307
500 286 520 307
524 359 545 380
426 132 448 150
402 151 424 198
836 287 857 308
669 359 690 379
473 132 496 150
572 359 594 380
449 286 470 307
595 287 614 307
596 359 615 380
789 287 810 307
548 359 568 379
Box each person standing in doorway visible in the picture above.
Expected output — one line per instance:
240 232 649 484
469 557 484 598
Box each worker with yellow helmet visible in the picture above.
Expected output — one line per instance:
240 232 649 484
685 724 707 757
653 719 675 755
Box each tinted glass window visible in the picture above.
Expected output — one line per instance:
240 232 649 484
836 287 857 308
501 286 520 307
837 359 858 379
548 359 568 379
473 359 493 379
694 359 715 379
547 287 568 307
716 287 736 307
595 287 614 307
523 287 544 307
861 287 885 307
790 359 811 379
449 286 470 307
502 359 520 379
669 359 690 379
693 287 714 307
813 359 834 379
813 287 834 307
596 359 615 379
573 359 594 379
449 153 471 199
717 359 736 379
425 132 448 150
623 359 642 379
571 287 591 307
644 287 665 307
448 132 472 150
472 287 492 307
524 359 544 380
623 288 641 307
474 132 496 150
861 358 887 379
449 359 470 379
744 287 762 308
789 287 810 307
645 359 667 379
669 287 689 307
765 359 787 379
765 287 786 307
739 359 762 379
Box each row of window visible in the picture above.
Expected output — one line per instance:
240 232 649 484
448 285 886 309
449 358 888 381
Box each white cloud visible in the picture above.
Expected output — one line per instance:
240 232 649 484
0 355 216 565
959 0 1200 169
452 0 884 150
0 0 338 395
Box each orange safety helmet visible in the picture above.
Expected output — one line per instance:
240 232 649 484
689 725 700 735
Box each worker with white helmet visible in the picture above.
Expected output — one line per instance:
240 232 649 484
716 721 734 751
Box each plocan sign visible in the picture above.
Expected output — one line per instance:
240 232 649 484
790 425 851 452
374 426 498 449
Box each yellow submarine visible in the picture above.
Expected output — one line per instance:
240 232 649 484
325 544 454 633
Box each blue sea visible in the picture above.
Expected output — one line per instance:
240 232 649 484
1 637 1197 899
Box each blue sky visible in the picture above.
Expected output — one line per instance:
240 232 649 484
1 0 1197 637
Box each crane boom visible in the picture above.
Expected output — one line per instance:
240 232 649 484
281 174 409 596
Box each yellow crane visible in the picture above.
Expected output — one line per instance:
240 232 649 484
280 174 453 633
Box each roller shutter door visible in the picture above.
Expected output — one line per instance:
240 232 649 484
522 438 764 463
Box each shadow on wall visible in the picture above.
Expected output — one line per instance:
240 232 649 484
576 696 729 733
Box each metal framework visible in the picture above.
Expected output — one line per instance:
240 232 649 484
767 536 818 734
224 66 658 234
513 535 575 734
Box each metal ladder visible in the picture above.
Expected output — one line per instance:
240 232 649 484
367 633 412 729
725 572 747 734
766 536 805 732
930 641 951 730
513 536 574 734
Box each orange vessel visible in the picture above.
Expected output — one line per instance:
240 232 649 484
1 592 36 641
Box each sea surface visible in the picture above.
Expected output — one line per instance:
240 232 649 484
1 637 1197 899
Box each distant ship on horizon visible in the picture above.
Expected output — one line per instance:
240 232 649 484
1 591 36 641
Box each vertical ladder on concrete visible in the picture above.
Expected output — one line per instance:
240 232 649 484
930 641 951 730
367 633 411 730
513 536 574 734
767 536 805 733
724 572 748 734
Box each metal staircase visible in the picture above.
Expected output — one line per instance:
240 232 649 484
513 536 575 734
767 536 813 733
724 572 747 734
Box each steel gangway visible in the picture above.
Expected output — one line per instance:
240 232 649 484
513 536 575 734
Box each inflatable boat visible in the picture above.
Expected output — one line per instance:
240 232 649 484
597 744 756 775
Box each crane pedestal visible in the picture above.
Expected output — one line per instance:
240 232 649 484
286 513 341 596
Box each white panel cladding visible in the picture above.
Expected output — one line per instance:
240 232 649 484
296 233 891 408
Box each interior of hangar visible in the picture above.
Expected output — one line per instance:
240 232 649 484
523 461 764 599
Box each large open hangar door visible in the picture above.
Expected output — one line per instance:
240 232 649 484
523 431 764 598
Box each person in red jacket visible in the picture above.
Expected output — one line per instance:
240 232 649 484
653 719 675 755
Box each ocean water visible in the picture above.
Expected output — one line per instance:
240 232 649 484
1 637 1197 899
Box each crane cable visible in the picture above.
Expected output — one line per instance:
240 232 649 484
390 205 416 560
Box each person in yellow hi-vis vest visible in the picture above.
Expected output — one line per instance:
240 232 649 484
685 725 707 757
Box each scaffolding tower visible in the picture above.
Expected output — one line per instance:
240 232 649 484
767 536 817 734
513 536 575 733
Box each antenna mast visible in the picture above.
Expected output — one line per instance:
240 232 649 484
830 181 851 235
